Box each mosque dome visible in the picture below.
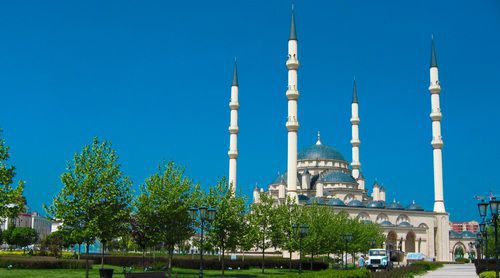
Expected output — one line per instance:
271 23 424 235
380 220 393 226
398 221 412 227
347 199 365 207
407 201 424 211
319 170 356 184
327 198 346 206
298 143 346 161
461 231 476 238
367 201 385 208
307 197 326 205
297 194 309 202
387 200 405 210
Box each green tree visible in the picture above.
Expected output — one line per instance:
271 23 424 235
47 137 132 278
136 161 196 278
248 192 279 274
205 177 246 276
41 230 71 258
273 196 301 270
4 226 38 253
0 130 26 222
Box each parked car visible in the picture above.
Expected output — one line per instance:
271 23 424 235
406 252 426 264
366 249 392 271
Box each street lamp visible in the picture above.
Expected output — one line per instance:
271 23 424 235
480 222 489 259
489 197 499 278
293 223 309 275
367 239 376 249
189 206 216 278
341 233 353 270
479 201 489 218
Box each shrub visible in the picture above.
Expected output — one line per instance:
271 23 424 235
301 268 369 278
0 255 88 269
480 271 498 278
81 255 328 271
455 257 470 264
411 261 444 270
369 262 443 278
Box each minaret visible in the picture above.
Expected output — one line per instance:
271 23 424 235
350 78 361 179
285 6 300 201
429 37 446 213
228 60 239 193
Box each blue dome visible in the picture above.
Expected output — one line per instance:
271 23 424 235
461 231 476 238
272 173 287 184
319 170 356 184
398 221 412 227
407 201 424 211
327 198 346 206
387 201 405 210
307 197 326 205
298 144 346 161
297 194 309 202
347 200 365 207
380 220 393 226
367 201 385 208
449 230 461 239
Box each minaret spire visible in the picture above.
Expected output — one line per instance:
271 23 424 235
350 78 361 179
228 60 240 193
316 131 322 145
428 37 445 213
285 5 300 201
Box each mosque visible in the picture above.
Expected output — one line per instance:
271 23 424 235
226 9 454 261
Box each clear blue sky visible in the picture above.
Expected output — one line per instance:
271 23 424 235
0 1 498 221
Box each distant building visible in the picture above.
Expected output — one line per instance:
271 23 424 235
0 212 53 240
450 221 479 234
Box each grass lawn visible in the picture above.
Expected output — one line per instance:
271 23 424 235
0 265 363 278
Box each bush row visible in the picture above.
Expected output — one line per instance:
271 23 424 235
480 271 498 278
369 262 443 278
0 255 89 269
475 259 498 274
81 255 328 271
302 268 369 278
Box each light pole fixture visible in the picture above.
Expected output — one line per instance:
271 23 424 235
293 223 309 275
489 197 499 278
189 206 216 278
341 233 353 270
479 201 489 218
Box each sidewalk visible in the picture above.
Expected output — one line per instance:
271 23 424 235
416 263 478 277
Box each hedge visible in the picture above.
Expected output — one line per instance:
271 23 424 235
480 271 499 278
0 255 89 269
81 255 328 271
369 262 443 278
301 268 369 278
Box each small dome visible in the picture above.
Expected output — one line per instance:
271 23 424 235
367 201 385 208
380 220 393 226
407 201 424 211
307 197 326 205
387 200 405 210
319 170 356 184
298 144 346 161
449 230 461 239
398 221 412 227
461 231 477 238
327 198 346 206
361 219 373 224
297 194 309 202
347 199 365 207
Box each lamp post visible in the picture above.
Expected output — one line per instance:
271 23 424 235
293 224 309 275
189 206 216 278
480 222 488 259
341 233 353 270
478 233 484 260
489 198 499 278
479 201 489 259
468 242 474 260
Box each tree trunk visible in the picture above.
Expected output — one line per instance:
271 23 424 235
101 241 105 269
289 249 292 271
261 236 265 274
310 252 314 271
142 248 145 269
85 243 90 278
168 248 173 278
221 247 225 276
78 243 81 260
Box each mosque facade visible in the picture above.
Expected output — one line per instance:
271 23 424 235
227 9 454 261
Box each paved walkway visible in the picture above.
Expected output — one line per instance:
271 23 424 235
416 263 478 278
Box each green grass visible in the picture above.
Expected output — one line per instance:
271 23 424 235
0 265 368 278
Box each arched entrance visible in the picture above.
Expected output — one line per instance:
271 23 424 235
386 231 397 251
405 231 416 252
452 242 466 260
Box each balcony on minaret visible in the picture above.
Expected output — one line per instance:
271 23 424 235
350 117 360 125
428 81 441 94
228 149 238 159
286 116 299 131
430 108 442 121
229 100 239 110
351 161 361 168
286 85 299 100
286 54 299 70
431 136 444 149
228 126 239 134
350 139 361 147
